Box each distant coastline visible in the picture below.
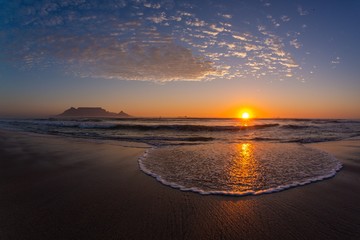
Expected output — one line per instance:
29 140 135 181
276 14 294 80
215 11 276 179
59 107 131 117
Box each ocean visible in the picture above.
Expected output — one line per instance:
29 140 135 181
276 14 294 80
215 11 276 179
1 117 360 196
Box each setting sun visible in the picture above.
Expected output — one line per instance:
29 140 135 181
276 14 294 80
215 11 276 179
242 112 250 119
236 109 253 119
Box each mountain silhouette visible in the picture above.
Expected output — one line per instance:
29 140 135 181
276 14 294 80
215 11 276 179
59 107 131 117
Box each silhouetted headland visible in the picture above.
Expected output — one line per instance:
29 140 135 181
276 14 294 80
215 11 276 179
59 107 131 117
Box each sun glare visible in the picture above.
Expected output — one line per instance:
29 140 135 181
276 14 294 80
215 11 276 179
237 109 252 119
242 112 250 119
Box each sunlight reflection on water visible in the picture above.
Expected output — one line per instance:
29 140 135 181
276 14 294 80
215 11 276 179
139 142 342 196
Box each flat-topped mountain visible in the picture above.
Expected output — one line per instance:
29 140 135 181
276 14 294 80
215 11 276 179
59 107 131 117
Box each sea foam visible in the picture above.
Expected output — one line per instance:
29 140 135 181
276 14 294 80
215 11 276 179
138 142 342 196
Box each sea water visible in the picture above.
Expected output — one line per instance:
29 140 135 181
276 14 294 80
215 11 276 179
1 117 359 195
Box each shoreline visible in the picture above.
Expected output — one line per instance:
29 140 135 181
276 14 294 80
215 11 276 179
0 129 359 239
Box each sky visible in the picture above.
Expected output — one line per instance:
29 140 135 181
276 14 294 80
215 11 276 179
1 0 359 118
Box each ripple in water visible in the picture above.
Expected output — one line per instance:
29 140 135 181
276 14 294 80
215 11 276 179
139 143 342 196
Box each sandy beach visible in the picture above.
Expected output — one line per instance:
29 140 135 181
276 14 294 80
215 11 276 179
0 130 359 240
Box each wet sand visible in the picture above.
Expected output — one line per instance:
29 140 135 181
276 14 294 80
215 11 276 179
0 130 359 239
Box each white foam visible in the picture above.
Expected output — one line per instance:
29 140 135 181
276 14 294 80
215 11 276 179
138 143 342 196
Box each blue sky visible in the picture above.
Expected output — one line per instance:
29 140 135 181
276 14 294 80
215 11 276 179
1 0 359 118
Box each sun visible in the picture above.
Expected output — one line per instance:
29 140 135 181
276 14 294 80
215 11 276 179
241 112 250 119
236 108 253 119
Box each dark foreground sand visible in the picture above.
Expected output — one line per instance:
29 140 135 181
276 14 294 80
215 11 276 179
0 130 359 240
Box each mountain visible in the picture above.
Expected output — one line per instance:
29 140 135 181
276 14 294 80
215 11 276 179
118 111 131 117
59 107 131 117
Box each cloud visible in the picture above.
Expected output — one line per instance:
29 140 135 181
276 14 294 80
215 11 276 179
177 11 193 17
223 14 232 19
185 18 206 27
331 56 340 64
170 16 182 21
91 41 223 81
232 52 247 58
297 6 309 16
78 36 224 81
209 24 224 32
226 43 236 50
147 12 167 23
144 2 161 9
219 14 232 19
4 23 223 82
202 30 219 36
258 25 266 32
1 0 305 82
279 61 299 68
221 22 231 27
232 34 250 41
290 39 302 49
266 15 280 27
244 43 263 51
281 15 290 22
188 33 206 39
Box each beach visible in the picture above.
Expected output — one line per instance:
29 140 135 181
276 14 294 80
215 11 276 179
0 129 359 240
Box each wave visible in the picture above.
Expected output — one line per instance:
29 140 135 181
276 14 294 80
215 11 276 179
247 137 281 141
110 123 279 131
31 130 216 145
281 124 316 129
2 118 359 145
8 120 279 132
287 132 360 143
311 119 360 124
284 137 343 143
